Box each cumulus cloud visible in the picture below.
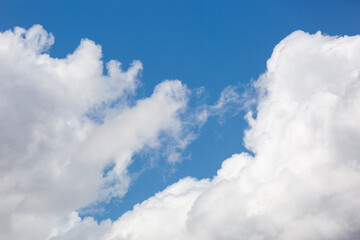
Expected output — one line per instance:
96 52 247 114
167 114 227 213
0 25 205 240
3 25 360 240
54 31 360 239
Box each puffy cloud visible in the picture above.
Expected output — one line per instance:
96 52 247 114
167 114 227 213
0 25 199 240
103 177 210 240
59 31 360 239
4 25 360 240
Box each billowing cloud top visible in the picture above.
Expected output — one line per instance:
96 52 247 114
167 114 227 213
1 25 360 240
0 25 194 239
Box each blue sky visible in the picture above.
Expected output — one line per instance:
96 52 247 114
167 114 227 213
2 1 360 237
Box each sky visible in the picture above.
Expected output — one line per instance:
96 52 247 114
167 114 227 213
1 1 360 239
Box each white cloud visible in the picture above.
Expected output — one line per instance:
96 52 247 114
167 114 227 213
0 25 201 240
55 31 360 239
3 25 360 240
210 85 254 112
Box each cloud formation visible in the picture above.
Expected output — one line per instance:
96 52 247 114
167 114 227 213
0 25 202 240
54 31 360 239
2 25 360 240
